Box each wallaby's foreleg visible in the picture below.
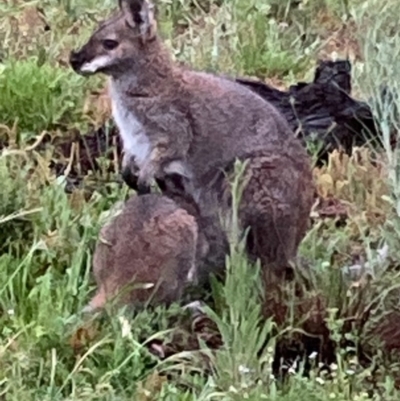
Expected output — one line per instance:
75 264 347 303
137 157 157 194
136 141 192 195
136 144 169 193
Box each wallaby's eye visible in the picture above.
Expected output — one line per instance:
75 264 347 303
102 39 119 50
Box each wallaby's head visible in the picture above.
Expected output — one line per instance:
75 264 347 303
69 0 158 77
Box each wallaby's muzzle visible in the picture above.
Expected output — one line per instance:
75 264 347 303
69 45 115 76
69 49 86 73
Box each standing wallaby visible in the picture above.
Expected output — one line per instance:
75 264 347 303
85 194 202 311
70 0 314 283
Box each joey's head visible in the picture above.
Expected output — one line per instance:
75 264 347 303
69 0 159 77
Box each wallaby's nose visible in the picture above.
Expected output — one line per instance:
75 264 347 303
69 50 84 71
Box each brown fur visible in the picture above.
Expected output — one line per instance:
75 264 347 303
70 0 314 283
87 194 200 311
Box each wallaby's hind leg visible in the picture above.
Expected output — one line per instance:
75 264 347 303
239 152 314 278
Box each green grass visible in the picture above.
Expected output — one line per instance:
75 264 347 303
0 58 93 137
1 0 400 399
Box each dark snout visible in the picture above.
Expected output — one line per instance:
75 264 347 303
69 49 87 74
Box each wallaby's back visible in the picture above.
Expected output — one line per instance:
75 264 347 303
87 194 199 311
180 70 299 182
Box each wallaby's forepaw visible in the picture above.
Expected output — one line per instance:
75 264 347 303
137 162 157 195
121 166 139 190
137 181 152 195
121 164 151 194
122 152 143 191
137 171 152 194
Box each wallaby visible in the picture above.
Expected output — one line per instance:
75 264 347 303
70 0 314 283
85 194 203 311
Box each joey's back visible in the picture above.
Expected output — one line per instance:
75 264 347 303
87 194 200 311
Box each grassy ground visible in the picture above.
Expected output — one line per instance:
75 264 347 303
1 0 400 399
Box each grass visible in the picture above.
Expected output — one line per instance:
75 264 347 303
0 58 92 136
1 0 400 399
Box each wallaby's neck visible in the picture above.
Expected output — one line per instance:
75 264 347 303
111 38 178 97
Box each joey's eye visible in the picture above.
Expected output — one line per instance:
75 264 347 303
102 39 119 50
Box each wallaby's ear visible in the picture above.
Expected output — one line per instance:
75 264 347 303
119 0 157 40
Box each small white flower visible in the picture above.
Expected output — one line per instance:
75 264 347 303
118 316 132 339
7 309 14 316
309 351 318 360
377 244 389 263
330 363 338 371
238 365 251 374
316 377 325 385
346 369 355 376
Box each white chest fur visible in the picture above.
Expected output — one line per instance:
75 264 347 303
109 82 151 169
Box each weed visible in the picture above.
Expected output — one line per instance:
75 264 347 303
1 0 400 400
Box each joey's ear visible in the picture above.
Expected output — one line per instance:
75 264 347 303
119 0 157 39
